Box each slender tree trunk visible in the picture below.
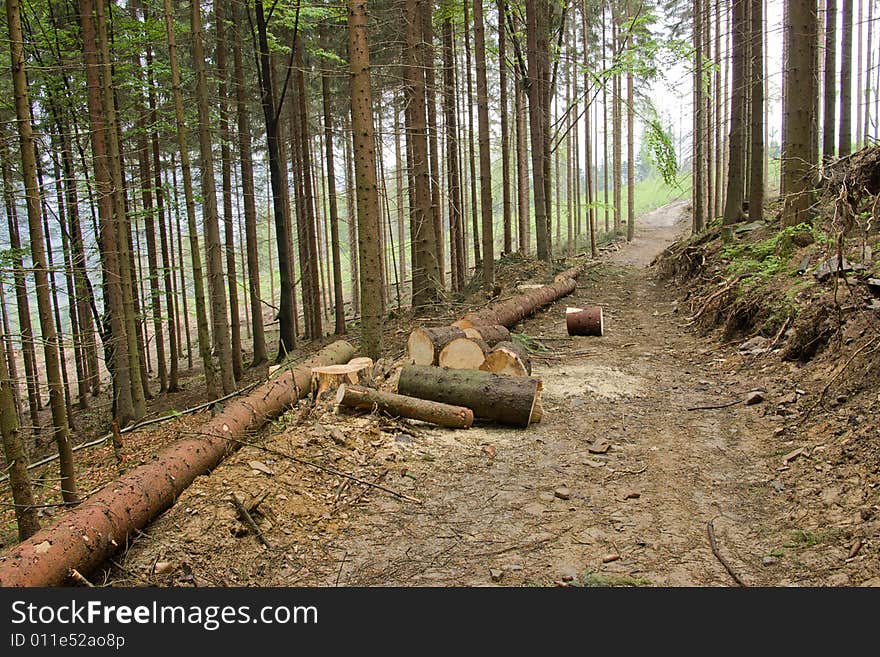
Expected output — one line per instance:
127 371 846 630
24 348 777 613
164 0 218 394
612 14 622 234
839 0 853 156
442 17 465 291
348 0 384 358
473 0 495 289
823 0 837 160
498 0 512 254
463 1 481 269
749 0 764 219
626 69 635 241
78 0 135 426
321 52 346 335
394 105 408 290
865 0 873 143
421 8 445 289
170 156 193 368
602 4 610 234
526 0 551 260
8 0 78 503
344 121 360 313
723 0 748 225
694 0 705 232
515 71 530 254
231 17 267 367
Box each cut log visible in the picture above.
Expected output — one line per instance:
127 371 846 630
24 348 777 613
454 277 577 329
336 384 474 429
480 341 532 376
554 265 583 282
566 306 604 336
397 364 543 428
0 340 356 587
463 324 511 346
311 358 373 401
407 326 467 365
438 337 490 369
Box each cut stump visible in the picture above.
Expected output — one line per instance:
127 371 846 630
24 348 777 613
311 358 373 402
336 384 474 429
566 306 604 336
397 364 542 428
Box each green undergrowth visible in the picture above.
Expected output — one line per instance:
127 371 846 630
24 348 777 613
720 222 830 281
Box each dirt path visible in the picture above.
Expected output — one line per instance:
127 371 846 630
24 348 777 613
310 200 786 587
109 200 798 588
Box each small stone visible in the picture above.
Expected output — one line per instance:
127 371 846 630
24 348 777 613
561 574 574 582
770 479 785 492
570 397 586 409
602 553 621 564
762 556 776 566
827 572 851 587
503 564 523 572
588 439 611 454
554 487 572 500
778 392 798 405
624 491 641 500
773 427 786 437
745 390 764 405
836 394 849 404
489 568 504 582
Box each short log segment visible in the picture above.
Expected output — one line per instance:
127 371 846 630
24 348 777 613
480 341 532 376
438 337 490 369
311 358 373 402
566 306 604 336
407 326 467 365
453 277 577 329
463 324 511 346
336 384 474 429
397 364 542 428
0 340 356 587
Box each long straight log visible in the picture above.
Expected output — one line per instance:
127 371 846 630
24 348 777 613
336 383 474 429
397 364 542 428
453 276 577 329
0 340 356 587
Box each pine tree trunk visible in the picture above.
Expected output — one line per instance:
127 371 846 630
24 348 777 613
442 17 465 292
823 0 837 160
781 0 818 226
723 0 748 225
694 0 705 232
214 0 243 381
839 0 853 156
164 0 218 394
526 0 551 260
170 156 193 368
473 0 495 289
626 68 635 242
515 70 530 254
78 0 135 427
612 13 622 234
321 54 346 336
421 9 445 289
498 0 512 254
343 124 360 313
348 0 384 358
231 14 267 367
865 0 873 144
394 105 408 290
749 0 764 220
462 2 482 269
8 0 78 503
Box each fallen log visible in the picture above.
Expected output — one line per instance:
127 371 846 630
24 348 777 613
336 383 474 429
452 276 577 329
480 340 532 376
462 324 511 346
0 340 356 587
438 337 490 369
566 306 604 336
407 326 467 365
397 364 543 428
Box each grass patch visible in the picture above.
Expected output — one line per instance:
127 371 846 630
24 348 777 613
580 571 651 587
782 528 842 549
720 223 827 281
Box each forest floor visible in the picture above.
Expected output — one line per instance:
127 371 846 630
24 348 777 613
95 198 879 588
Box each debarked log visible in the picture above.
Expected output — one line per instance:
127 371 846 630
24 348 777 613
336 384 474 429
0 340 356 587
397 364 543 428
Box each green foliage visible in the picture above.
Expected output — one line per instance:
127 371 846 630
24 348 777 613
721 224 828 281
782 528 842 549
643 118 678 187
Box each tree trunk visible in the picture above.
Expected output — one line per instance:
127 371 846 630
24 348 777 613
781 0 818 226
8 0 78 503
515 74 530 254
723 0 748 225
526 0 552 260
231 14 267 367
348 0 385 359
442 18 465 292
498 0 512 254
612 15 622 233
839 0 853 156
214 0 243 381
822 0 837 161
694 0 705 232
626 68 635 242
421 8 445 289
749 0 764 220
463 1 481 270
164 0 218 395
398 364 542 428
473 0 495 289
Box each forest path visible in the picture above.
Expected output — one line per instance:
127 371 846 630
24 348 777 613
109 199 789 588
319 199 785 586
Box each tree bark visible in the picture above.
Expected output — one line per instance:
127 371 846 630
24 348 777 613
498 0 512 254
749 0 764 220
442 17 465 292
694 0 705 232
337 384 474 429
8 0 78 503
839 0 853 156
723 0 748 225
526 0 552 260
473 0 495 289
348 0 385 359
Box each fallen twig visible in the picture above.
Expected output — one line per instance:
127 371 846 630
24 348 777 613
231 492 273 549
707 519 747 587
69 568 95 588
687 399 744 411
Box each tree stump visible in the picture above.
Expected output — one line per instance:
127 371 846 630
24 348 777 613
311 358 373 403
566 306 604 336
407 326 467 365
438 337 490 369
480 341 532 376
336 384 474 428
397 364 543 427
